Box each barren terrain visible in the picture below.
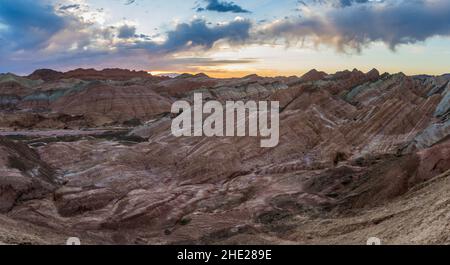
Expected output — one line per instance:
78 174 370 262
0 68 449 245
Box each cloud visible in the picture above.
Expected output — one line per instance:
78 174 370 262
59 4 81 11
137 18 252 54
0 0 66 51
306 0 372 7
197 0 251 13
0 0 252 74
0 0 120 73
117 24 136 39
261 0 450 52
172 57 258 66
122 19 252 55
335 0 370 7
2 0 450 74
130 56 259 74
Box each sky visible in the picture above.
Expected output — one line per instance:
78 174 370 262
0 0 449 77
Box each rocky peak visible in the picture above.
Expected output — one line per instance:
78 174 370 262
193 73 210 79
28 69 64 81
62 68 151 81
243 74 261 79
366 68 380 80
301 69 327 81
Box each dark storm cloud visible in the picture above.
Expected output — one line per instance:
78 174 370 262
59 4 81 11
197 0 251 13
0 0 66 51
263 0 450 51
117 25 137 39
139 18 252 54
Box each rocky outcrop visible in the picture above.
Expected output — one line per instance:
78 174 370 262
63 68 151 81
28 68 155 81
28 69 65 82
0 137 58 213
0 73 43 88
411 119 450 149
434 83 450 117
301 69 327 81
50 84 173 123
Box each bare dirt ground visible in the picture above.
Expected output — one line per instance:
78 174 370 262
1 170 448 245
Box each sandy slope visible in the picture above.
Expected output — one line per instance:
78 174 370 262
287 169 450 245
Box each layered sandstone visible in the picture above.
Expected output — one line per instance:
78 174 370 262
0 68 448 244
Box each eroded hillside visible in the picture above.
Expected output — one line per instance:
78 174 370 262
0 68 449 244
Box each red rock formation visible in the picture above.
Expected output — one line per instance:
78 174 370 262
28 69 64 81
50 84 173 124
301 69 327 81
0 68 449 245
28 68 163 81
0 137 57 213
63 68 152 81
